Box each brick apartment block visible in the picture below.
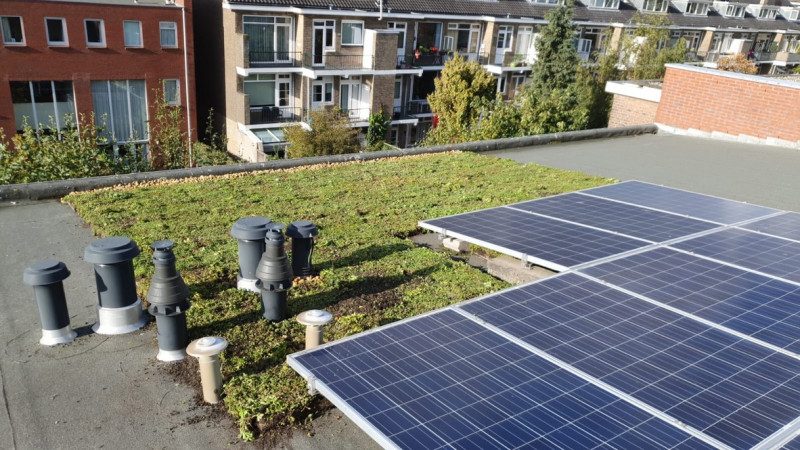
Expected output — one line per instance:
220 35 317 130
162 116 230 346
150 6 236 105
0 0 197 156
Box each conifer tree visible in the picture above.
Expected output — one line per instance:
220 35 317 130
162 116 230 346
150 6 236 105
529 2 580 93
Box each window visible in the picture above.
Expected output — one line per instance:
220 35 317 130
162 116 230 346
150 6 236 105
757 8 777 19
162 79 180 105
244 16 292 63
10 81 76 133
642 0 669 12
341 21 364 46
123 20 142 47
91 80 148 144
725 4 745 17
85 19 105 47
588 0 620 8
446 23 481 55
160 22 177 48
685 2 708 14
311 80 333 106
530 0 559 4
496 76 506 95
387 22 406 51
1 16 24 45
45 18 68 46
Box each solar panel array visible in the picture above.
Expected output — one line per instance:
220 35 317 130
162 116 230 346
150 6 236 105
289 181 800 449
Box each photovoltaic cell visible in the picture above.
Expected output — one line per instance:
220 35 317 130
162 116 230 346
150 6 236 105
511 193 719 242
460 274 800 449
671 228 800 284
579 247 800 354
582 181 778 225
420 206 650 269
289 309 711 450
740 212 800 243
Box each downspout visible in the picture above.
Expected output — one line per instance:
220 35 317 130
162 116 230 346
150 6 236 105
181 2 194 167
379 0 383 20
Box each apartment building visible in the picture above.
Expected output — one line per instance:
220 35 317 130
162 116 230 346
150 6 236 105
217 0 800 161
0 0 197 156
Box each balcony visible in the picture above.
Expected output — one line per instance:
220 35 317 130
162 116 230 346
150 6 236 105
249 51 302 68
249 106 303 125
303 53 371 70
343 108 370 122
406 52 455 67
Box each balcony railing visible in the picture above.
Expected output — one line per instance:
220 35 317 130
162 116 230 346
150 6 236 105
406 100 431 115
249 106 303 125
249 51 302 68
407 52 454 67
343 108 370 122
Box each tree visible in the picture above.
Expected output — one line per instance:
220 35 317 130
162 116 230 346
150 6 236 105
149 87 189 170
519 2 589 134
529 2 581 93
620 14 687 80
717 53 757 75
192 108 235 167
282 108 360 158
366 108 390 150
423 54 497 145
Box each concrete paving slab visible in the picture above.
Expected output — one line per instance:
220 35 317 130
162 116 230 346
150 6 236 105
0 201 248 449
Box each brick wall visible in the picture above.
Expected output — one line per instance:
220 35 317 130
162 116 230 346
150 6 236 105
655 65 800 143
608 95 659 128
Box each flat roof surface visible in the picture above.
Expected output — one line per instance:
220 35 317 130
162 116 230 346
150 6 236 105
485 133 800 212
1 131 798 449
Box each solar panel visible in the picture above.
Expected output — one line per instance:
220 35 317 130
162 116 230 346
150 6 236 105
289 309 714 449
582 181 779 225
460 274 800 449
510 192 719 242
419 206 650 271
741 212 800 243
579 247 800 354
671 228 800 284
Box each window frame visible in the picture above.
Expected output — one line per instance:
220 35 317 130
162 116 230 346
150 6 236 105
685 2 709 15
84 19 106 47
162 79 180 105
159 21 178 48
642 0 669 13
123 20 143 48
311 80 334 106
10 80 76 133
1 15 25 46
341 20 364 46
44 17 68 47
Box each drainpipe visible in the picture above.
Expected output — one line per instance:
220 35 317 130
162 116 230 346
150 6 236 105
181 1 193 166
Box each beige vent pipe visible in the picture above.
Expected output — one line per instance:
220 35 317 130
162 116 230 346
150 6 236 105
186 336 228 403
296 310 333 350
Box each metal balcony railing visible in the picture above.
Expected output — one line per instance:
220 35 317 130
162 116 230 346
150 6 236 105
406 100 431 115
249 106 303 125
248 51 302 68
407 52 454 67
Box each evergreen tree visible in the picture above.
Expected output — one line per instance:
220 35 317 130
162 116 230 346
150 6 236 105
423 54 497 145
529 2 580 93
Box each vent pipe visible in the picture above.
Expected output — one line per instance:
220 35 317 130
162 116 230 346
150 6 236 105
296 310 333 350
23 260 77 345
147 240 191 361
84 237 148 334
255 224 293 321
231 216 272 293
186 336 228 404
286 220 318 277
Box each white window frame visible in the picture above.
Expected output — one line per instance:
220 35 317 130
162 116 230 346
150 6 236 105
45 17 68 47
496 76 507 95
725 4 745 17
123 20 143 48
85 19 105 47
341 20 364 46
1 16 25 46
160 21 178 48
757 7 777 19
311 80 333 107
685 2 709 15
162 79 180 105
588 0 620 9
10 80 76 133
642 0 669 12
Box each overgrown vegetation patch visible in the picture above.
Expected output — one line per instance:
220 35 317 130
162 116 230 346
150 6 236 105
64 152 613 441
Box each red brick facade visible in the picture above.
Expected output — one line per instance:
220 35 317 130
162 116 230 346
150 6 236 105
608 95 659 128
655 65 800 143
0 0 196 141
